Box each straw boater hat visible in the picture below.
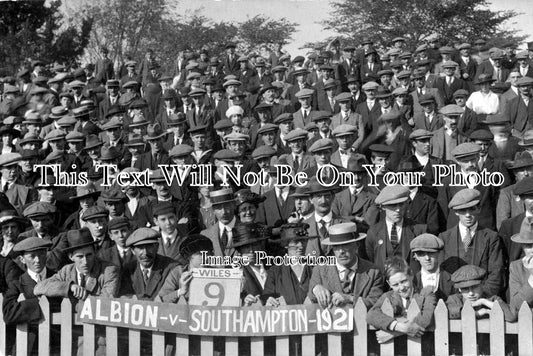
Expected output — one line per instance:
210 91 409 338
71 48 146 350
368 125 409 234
323 222 366 245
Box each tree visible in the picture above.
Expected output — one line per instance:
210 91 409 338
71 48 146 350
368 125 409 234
321 0 526 50
236 15 298 53
0 0 92 73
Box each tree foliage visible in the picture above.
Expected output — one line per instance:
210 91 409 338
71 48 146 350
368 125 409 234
0 0 92 73
321 0 525 50
237 15 298 52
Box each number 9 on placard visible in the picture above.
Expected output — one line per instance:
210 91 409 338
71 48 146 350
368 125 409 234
201 282 225 306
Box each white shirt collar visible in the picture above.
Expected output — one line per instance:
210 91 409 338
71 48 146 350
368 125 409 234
161 229 178 245
315 211 333 224
28 268 47 283
459 222 478 239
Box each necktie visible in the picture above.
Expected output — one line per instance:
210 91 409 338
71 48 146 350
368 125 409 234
463 228 472 251
79 274 86 288
496 68 501 82
368 101 373 110
143 269 149 285
303 110 308 121
390 223 399 247
2 182 8 193
221 228 228 248
166 238 171 249
37 274 42 282
294 155 300 171
342 269 352 293
277 192 285 207
318 219 328 239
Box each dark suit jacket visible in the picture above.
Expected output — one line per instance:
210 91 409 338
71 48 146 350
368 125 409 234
413 112 444 132
429 127 468 162
331 187 377 232
439 226 504 296
365 218 427 272
434 77 469 105
134 150 170 171
509 259 533 312
303 214 347 256
241 265 266 301
18 228 69 272
475 62 510 83
507 95 533 134
0 256 22 294
355 101 382 135
5 183 33 213
405 189 441 235
278 153 315 173
124 193 154 230
498 212 525 264
201 223 236 258
256 189 295 228
124 255 179 300
262 264 312 305
308 258 384 308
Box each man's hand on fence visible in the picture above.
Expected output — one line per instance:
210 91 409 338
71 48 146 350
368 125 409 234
331 292 352 307
396 320 425 338
376 330 400 343
312 284 331 308
244 294 259 306
70 284 88 300
266 297 280 307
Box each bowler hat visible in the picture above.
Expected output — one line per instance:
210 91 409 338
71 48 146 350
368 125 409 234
63 228 97 253
322 222 366 245
306 176 339 195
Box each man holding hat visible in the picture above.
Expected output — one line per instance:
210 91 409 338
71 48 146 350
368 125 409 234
410 234 454 300
122 227 179 299
3 237 53 355
309 222 383 308
201 188 238 257
366 185 427 272
439 188 504 297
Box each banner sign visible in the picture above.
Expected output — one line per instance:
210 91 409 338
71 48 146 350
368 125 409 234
79 297 354 336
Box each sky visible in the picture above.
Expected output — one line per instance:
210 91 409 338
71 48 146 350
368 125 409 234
174 0 533 55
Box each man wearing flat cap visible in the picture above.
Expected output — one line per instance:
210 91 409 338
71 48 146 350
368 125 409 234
438 188 504 297
291 88 320 129
97 80 121 121
434 61 470 105
0 153 33 212
309 222 384 308
121 227 179 299
437 142 499 231
475 49 510 83
2 237 54 355
365 185 427 273
278 128 315 173
430 105 469 163
411 69 445 114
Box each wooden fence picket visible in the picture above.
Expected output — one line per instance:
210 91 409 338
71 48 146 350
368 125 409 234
82 323 95 356
406 300 422 356
518 302 533 356
0 295 5 355
461 301 477 356
379 298 395 356
433 300 449 356
200 335 214 356
225 336 239 355
250 337 265 356
128 328 141 356
301 334 315 355
275 335 290 356
105 326 118 355
489 300 505 356
152 330 165 356
59 298 72 356
15 323 28 356
353 298 368 356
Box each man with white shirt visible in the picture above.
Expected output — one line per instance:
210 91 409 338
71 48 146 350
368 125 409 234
331 92 365 148
517 51 533 78
413 94 444 131
365 185 427 273
3 237 52 355
292 88 318 128
151 202 186 262
330 124 364 169
411 69 444 113
410 234 454 300
508 76 533 136
439 188 504 297
356 81 381 135
279 128 315 173
201 189 238 258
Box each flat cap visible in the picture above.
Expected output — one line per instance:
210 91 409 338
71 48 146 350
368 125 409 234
516 51 529 60
224 132 249 142
469 129 493 141
126 228 160 247
252 145 277 160
442 60 459 68
375 185 410 205
274 113 293 125
451 265 486 288
482 113 509 125
189 124 208 136
108 216 130 231
65 131 85 142
448 188 481 210
439 46 454 54
44 129 66 141
0 152 22 167
381 110 402 122
490 49 505 60
452 142 481 160
57 116 77 127
312 111 332 122
369 144 395 155
516 77 533 87
419 94 436 105
409 129 433 140
410 234 444 253
377 69 394 77
453 89 470 98
23 202 57 218
213 119 234 130
308 138 334 153
397 70 412 80
152 201 176 217
213 149 241 161
514 176 533 196
13 237 52 254
361 81 379 91
458 43 471 50
81 206 109 221
295 88 314 99
257 123 278 135
254 102 273 112
285 128 308 142
189 88 206 97
334 92 352 102
392 87 409 96
223 79 242 87
439 104 463 117
169 144 194 158
332 124 357 137
101 189 127 202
